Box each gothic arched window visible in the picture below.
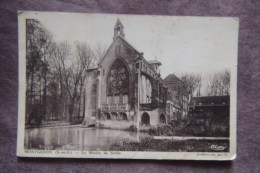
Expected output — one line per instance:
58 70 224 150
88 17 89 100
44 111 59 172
107 59 129 98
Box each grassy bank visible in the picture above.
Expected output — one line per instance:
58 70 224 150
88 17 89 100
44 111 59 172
144 123 229 137
109 137 229 152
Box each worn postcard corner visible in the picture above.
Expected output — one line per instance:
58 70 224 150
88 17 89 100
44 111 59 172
17 11 238 160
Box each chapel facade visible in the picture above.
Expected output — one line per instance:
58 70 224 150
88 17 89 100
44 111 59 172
83 19 176 129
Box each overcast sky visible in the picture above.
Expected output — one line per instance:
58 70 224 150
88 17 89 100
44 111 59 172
30 12 238 79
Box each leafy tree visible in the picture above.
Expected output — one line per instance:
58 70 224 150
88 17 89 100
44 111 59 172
26 19 52 120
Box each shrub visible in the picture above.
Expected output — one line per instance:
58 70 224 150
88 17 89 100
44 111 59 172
109 137 230 152
147 124 177 136
126 125 137 131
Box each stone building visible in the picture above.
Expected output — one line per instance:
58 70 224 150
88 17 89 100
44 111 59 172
188 95 230 136
163 74 190 120
83 19 168 129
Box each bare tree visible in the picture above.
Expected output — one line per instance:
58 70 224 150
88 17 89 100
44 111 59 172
196 79 202 97
180 73 202 97
26 20 102 124
74 42 97 120
49 42 71 120
206 70 230 96
75 42 97 70
93 43 107 65
50 42 97 122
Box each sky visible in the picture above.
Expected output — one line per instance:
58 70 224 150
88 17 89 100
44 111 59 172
28 12 238 79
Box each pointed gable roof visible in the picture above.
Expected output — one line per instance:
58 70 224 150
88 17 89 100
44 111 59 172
163 74 183 83
98 35 142 65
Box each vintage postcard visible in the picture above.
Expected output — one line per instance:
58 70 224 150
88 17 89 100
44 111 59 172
17 11 238 160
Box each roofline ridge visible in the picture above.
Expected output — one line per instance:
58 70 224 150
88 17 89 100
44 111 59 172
191 95 230 98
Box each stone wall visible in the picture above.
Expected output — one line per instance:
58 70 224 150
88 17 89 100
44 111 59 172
84 69 98 120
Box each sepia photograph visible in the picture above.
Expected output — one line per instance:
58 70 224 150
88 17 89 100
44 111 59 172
17 11 238 160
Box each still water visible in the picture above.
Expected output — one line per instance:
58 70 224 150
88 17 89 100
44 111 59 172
25 126 149 150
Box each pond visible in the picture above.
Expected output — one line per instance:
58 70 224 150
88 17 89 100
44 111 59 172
25 126 149 151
